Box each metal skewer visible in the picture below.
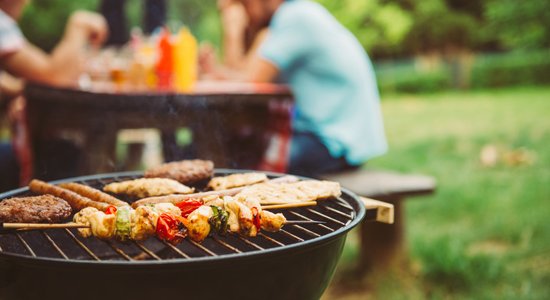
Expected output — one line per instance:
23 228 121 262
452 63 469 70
284 220 326 225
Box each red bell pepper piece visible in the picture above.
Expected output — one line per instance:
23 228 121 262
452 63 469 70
175 199 203 218
105 206 117 215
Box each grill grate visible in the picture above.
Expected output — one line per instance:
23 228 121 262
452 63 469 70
0 171 359 263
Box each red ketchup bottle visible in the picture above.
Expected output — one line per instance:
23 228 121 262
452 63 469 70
155 28 174 90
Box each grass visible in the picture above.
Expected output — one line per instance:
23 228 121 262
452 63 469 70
324 87 550 299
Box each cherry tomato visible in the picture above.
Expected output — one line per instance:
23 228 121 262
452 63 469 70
156 213 186 243
105 206 117 215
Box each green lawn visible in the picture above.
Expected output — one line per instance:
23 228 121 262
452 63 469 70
325 87 550 299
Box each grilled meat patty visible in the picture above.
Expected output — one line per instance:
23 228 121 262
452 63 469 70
144 159 214 185
0 195 72 223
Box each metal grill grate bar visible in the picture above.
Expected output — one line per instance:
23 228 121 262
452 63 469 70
190 240 217 256
237 236 264 250
213 237 242 253
306 208 346 226
323 206 353 219
258 233 285 246
64 229 100 261
333 198 354 211
160 240 191 259
134 241 161 260
42 231 69 260
279 229 304 242
291 225 320 237
288 211 335 232
16 233 36 257
106 241 133 261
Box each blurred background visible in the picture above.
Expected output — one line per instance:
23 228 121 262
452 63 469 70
6 0 550 298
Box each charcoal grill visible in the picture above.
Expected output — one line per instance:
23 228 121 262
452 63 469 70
0 170 366 300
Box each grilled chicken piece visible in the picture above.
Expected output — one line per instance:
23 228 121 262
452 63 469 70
203 196 224 207
222 197 241 233
131 203 182 240
207 173 268 191
89 212 116 239
220 196 256 236
103 178 194 198
260 210 286 232
293 180 342 200
73 207 98 238
236 180 341 205
74 207 116 239
153 202 182 217
185 205 214 242
131 205 159 241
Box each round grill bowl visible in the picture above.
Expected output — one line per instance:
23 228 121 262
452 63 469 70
0 170 365 300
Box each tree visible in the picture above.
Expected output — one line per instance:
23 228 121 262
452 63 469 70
485 0 550 50
19 0 98 51
316 0 413 58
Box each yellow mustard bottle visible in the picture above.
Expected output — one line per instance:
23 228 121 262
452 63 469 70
173 27 198 92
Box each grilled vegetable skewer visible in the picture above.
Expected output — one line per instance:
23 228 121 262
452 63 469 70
71 196 293 243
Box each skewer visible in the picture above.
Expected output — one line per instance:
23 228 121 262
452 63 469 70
0 219 324 232
0 222 88 233
262 201 317 210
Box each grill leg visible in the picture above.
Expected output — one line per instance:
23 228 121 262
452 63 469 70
358 196 405 274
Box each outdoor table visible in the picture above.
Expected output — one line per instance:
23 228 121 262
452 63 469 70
23 82 292 179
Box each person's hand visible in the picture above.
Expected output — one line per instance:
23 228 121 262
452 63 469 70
198 43 218 76
66 11 108 47
218 0 248 38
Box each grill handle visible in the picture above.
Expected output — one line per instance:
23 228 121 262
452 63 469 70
360 197 394 224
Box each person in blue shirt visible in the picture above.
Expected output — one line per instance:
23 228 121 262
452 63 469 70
205 0 387 177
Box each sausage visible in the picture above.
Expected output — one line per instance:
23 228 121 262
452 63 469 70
29 179 110 211
59 182 128 207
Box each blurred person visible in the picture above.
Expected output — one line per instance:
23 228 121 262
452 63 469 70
0 4 107 86
100 0 166 46
202 0 387 177
0 0 107 190
219 0 267 69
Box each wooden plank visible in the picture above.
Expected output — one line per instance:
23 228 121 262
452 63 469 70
360 197 394 224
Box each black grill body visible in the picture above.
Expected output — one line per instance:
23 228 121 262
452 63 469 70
0 170 365 300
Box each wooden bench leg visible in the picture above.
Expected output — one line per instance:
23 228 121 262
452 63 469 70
358 196 405 274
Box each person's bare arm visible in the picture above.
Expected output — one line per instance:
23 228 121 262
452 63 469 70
245 55 279 83
0 11 107 86
202 28 278 82
0 72 24 99
218 0 248 69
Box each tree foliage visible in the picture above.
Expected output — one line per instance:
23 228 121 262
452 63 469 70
316 0 413 57
484 0 550 50
14 0 550 58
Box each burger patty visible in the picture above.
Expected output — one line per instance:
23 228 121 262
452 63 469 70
0 195 72 223
144 159 214 185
